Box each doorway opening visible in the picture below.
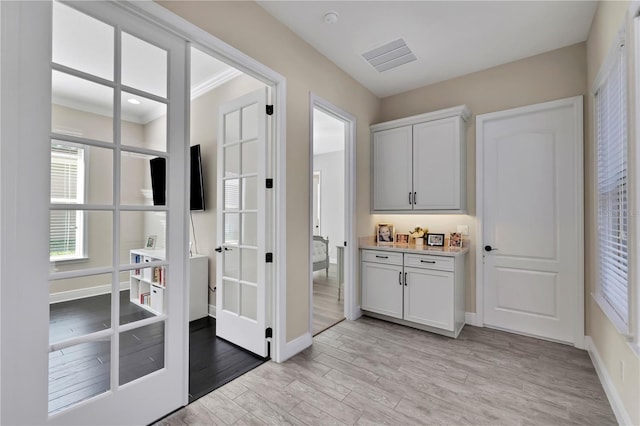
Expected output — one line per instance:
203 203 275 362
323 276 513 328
309 96 357 336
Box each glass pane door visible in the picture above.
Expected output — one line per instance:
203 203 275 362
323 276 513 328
46 2 187 423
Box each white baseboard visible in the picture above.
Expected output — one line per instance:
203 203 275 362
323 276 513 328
585 336 633 426
465 312 481 326
279 332 312 362
50 282 129 304
208 304 216 318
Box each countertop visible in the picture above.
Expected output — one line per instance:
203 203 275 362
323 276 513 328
359 237 469 258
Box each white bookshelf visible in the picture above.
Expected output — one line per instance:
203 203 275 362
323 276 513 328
130 249 209 320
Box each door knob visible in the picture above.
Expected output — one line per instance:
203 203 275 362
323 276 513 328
484 245 498 252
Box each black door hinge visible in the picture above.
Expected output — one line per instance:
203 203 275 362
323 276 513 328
265 327 273 338
265 252 273 263
266 178 273 188
266 105 274 115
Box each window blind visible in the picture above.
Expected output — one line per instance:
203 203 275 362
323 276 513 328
595 40 628 327
50 144 84 259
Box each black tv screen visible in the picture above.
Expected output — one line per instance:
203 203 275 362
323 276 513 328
150 144 205 211
190 145 205 211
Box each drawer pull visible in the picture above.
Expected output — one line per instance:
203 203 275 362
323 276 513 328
420 260 436 264
375 255 389 259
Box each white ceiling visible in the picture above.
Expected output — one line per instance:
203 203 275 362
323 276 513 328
258 1 598 98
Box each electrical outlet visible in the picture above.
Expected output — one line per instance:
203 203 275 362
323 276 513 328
457 225 469 236
620 360 625 382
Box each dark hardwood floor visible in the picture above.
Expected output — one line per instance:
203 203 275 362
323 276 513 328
189 316 266 403
49 291 265 414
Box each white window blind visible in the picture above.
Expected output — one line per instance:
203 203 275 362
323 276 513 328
50 143 85 260
595 39 629 328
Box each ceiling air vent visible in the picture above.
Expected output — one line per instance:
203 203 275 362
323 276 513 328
362 38 417 73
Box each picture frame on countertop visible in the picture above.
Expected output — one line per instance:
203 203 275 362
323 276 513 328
376 223 394 243
426 233 445 247
449 232 462 248
395 233 410 244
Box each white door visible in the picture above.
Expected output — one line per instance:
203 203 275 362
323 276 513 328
1 1 188 424
372 126 413 210
313 172 321 235
478 97 583 344
216 88 269 357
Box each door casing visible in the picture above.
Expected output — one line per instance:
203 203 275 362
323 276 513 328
309 93 360 335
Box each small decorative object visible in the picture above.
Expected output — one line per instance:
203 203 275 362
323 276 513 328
426 233 445 247
145 235 157 249
376 223 394 243
410 226 427 245
449 232 462 248
395 233 410 244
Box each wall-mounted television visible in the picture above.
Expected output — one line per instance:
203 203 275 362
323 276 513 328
150 144 205 211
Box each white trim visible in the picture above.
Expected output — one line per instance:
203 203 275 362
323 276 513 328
465 312 480 327
632 10 640 355
585 337 634 426
49 282 129 304
191 68 242 100
280 332 312 362
370 104 471 132
208 304 216 318
309 94 358 334
121 1 288 364
476 96 584 347
592 25 626 94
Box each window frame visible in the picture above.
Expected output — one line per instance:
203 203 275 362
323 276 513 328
592 24 632 337
49 141 88 262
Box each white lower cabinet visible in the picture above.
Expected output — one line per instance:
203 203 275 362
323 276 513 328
361 248 466 337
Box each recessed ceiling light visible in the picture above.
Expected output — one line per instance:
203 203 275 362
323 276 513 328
323 11 338 25
127 98 141 105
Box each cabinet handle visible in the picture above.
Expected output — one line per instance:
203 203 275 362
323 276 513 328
404 272 407 286
399 271 402 285
409 192 412 205
375 255 388 259
420 260 436 264
413 192 416 205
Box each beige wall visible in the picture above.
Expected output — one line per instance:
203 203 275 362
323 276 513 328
189 74 266 306
586 1 639 424
159 1 381 341
377 43 588 312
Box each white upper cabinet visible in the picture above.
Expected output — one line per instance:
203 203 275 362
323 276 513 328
372 126 413 210
371 105 470 213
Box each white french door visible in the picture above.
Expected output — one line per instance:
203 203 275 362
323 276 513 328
1 2 189 424
477 96 583 345
216 88 270 357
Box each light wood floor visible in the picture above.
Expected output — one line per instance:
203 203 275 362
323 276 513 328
157 316 615 425
312 263 345 336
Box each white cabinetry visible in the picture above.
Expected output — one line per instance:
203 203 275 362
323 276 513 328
371 105 470 213
130 249 208 320
361 248 466 337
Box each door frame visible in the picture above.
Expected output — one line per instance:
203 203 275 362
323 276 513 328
309 93 359 330
125 2 289 363
475 96 584 348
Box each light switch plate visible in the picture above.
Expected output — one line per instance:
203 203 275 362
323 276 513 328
457 225 469 236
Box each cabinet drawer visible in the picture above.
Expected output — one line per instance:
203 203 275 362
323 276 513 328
361 250 403 266
405 253 454 271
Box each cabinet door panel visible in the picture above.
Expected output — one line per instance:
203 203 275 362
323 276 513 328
372 126 413 211
413 118 461 210
404 267 453 330
362 262 403 318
